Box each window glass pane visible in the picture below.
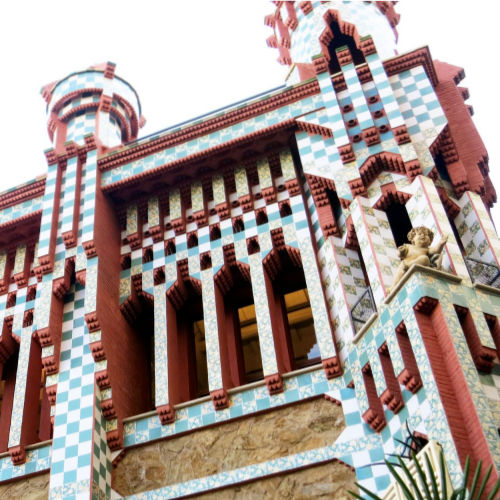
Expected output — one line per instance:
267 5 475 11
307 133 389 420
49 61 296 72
238 304 263 383
284 289 320 368
193 320 209 397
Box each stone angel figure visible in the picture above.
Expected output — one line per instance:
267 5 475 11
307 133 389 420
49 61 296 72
391 226 448 291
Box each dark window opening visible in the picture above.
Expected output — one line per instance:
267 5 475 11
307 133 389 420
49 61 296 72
449 218 465 256
169 282 209 403
270 251 321 371
221 272 264 387
386 201 413 247
256 210 268 226
210 225 221 241
233 218 245 233
187 233 198 249
0 351 19 452
142 247 153 263
326 188 344 232
435 152 451 182
327 22 366 75
165 240 176 256
192 319 209 398
129 298 155 413
284 288 319 368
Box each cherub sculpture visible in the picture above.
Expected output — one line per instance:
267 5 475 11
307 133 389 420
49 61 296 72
391 226 448 290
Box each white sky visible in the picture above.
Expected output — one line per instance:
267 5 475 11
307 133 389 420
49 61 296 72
0 1 498 219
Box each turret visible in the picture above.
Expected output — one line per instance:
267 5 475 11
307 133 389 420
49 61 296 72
41 61 144 152
265 1 400 83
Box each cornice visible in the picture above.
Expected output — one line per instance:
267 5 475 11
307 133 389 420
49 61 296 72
101 119 297 193
0 179 46 211
98 80 320 171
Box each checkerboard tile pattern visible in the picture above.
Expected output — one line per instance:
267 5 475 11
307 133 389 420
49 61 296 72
38 163 59 261
389 67 447 175
92 384 112 499
60 157 79 236
81 150 98 246
66 113 97 145
49 283 96 500
288 1 396 67
0 443 51 481
49 70 140 121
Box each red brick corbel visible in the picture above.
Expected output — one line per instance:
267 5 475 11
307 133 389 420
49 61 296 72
338 144 355 164
322 356 342 379
210 388 229 410
46 384 57 405
393 124 411 145
85 312 100 332
107 428 123 451
362 126 381 146
359 36 377 57
157 404 175 424
95 369 111 390
299 2 313 15
9 445 26 465
265 373 284 395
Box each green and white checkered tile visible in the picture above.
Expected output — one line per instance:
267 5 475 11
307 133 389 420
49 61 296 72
389 66 447 175
92 384 112 499
49 284 96 500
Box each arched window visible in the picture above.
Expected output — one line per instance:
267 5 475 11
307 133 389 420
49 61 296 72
327 22 365 75
215 262 264 388
264 247 320 372
167 277 209 404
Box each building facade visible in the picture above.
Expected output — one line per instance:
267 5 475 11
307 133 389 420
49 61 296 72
0 1 498 498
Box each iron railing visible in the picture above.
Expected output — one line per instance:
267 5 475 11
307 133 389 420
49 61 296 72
464 257 500 288
350 287 376 332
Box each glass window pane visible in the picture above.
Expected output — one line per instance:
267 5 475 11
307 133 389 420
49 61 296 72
238 304 264 383
193 320 209 397
284 289 320 368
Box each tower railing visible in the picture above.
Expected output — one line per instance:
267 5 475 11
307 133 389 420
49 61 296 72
350 287 376 332
464 257 500 288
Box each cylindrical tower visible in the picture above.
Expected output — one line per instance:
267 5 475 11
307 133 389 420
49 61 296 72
41 61 144 152
265 1 400 83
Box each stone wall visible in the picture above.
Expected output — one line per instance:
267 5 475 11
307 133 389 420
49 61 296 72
113 397 353 496
197 461 356 499
0 472 49 499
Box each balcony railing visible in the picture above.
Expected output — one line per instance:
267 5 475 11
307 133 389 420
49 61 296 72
464 257 500 288
350 287 376 332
